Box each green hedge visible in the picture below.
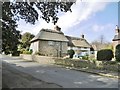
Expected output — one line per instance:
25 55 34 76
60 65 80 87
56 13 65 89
115 44 120 62
67 49 75 58
97 49 114 61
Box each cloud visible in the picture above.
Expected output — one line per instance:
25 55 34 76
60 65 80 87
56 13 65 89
92 23 114 32
18 0 109 35
57 1 109 32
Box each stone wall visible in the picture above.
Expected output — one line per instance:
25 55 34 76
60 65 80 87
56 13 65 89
39 40 68 57
20 54 56 64
112 40 120 53
30 41 39 54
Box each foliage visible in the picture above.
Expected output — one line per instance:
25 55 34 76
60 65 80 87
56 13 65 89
97 49 114 61
21 32 35 48
19 48 26 54
54 59 119 72
10 1 76 25
81 55 89 60
29 49 33 54
2 2 21 54
67 49 75 58
22 50 32 54
115 44 120 62
12 51 20 56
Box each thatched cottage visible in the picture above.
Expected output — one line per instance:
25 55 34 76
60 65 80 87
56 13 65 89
66 35 91 58
30 26 69 57
30 26 91 57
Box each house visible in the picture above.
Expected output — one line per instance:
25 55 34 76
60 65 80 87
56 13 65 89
65 34 91 58
30 26 69 57
112 25 120 53
30 25 91 58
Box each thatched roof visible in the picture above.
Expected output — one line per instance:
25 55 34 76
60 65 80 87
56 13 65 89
31 29 69 42
65 36 91 48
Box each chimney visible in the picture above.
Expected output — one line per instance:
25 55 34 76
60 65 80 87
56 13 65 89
115 25 119 35
81 34 84 38
54 25 61 32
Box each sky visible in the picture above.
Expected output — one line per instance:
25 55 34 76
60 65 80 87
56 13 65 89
17 0 118 43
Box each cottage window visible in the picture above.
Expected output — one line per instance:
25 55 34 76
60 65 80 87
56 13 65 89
48 41 54 46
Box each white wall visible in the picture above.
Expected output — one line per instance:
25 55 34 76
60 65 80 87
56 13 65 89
30 41 39 54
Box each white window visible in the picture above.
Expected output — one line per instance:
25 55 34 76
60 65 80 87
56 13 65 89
48 41 54 46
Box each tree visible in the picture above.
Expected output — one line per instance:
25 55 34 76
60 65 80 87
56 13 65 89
21 32 35 49
2 2 21 54
1 1 76 53
91 35 113 51
99 35 105 44
10 0 76 24
115 44 120 62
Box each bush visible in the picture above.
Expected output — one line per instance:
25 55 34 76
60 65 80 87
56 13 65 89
12 51 20 56
97 49 114 61
19 48 26 54
23 50 32 54
29 49 33 54
67 49 75 58
81 56 88 60
115 44 120 62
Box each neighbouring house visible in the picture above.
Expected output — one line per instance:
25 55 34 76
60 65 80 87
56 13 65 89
65 34 91 58
112 25 120 53
30 26 69 57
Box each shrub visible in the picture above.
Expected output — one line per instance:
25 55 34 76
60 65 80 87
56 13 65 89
81 55 88 60
12 51 20 56
29 49 33 54
97 49 114 61
115 44 120 62
67 49 75 58
19 48 26 54
23 50 32 54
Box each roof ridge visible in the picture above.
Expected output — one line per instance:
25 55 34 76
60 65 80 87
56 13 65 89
65 35 84 40
41 28 64 34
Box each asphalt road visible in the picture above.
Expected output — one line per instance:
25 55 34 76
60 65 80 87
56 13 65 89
1 55 119 88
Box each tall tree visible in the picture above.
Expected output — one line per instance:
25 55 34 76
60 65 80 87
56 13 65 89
2 2 21 54
21 32 35 49
11 0 76 24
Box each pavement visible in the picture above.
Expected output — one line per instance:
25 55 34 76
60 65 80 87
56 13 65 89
2 62 62 88
1 55 119 88
58 65 119 79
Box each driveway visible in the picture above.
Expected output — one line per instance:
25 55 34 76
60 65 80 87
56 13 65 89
1 55 119 88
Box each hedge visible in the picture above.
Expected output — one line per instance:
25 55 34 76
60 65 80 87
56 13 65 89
67 49 75 58
97 49 114 61
115 44 120 62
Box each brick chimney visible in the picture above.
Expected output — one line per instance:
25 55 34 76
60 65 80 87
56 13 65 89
54 25 61 32
81 34 84 38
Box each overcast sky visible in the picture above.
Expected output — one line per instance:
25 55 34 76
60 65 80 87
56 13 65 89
17 0 118 43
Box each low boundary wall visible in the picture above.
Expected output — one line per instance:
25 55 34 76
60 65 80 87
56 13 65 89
20 54 56 64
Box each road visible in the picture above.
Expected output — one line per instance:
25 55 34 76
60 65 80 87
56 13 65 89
1 55 119 88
